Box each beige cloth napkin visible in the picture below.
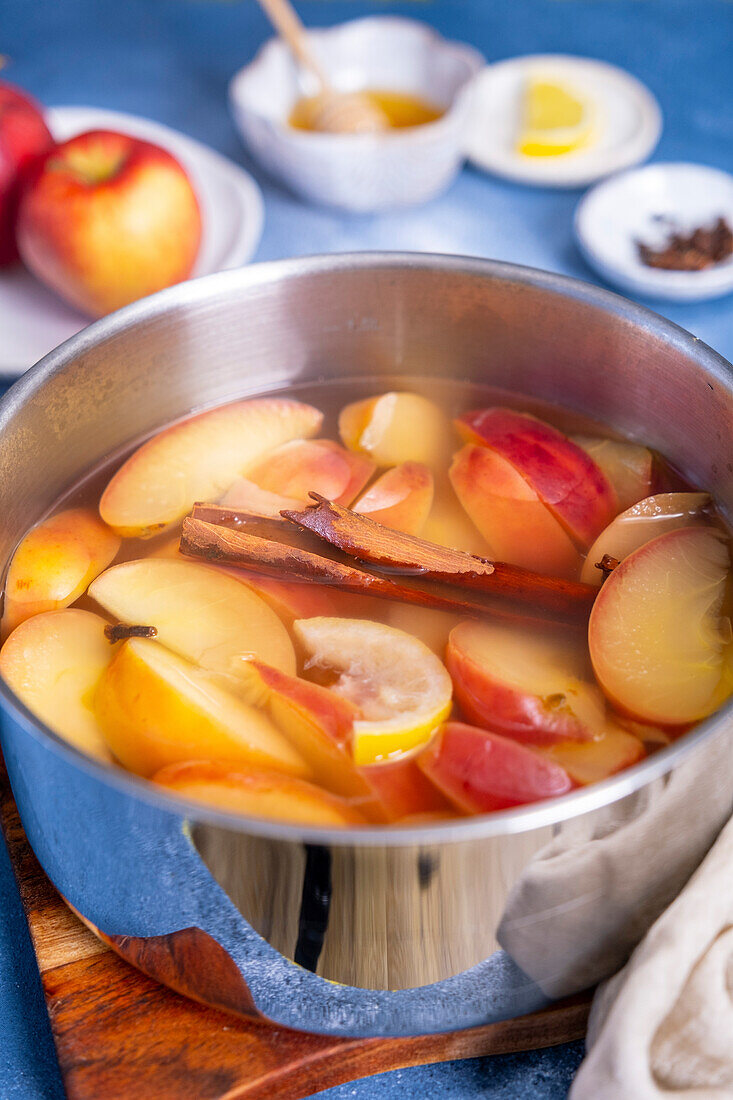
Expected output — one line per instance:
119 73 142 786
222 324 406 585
570 812 733 1099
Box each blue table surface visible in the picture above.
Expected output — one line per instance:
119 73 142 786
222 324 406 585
1 0 731 1096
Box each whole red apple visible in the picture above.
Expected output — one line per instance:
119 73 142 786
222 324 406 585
0 80 53 266
17 129 202 317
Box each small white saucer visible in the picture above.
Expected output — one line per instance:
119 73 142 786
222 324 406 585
575 162 733 302
466 54 662 188
0 106 265 377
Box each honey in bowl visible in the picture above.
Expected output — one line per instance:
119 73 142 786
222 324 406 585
289 89 444 131
1 380 730 829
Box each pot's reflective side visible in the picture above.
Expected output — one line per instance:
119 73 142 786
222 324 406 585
192 724 733 993
0 255 731 1035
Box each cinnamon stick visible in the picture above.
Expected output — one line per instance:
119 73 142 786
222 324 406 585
180 517 585 629
283 495 596 620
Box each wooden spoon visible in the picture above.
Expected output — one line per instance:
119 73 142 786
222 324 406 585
257 0 389 134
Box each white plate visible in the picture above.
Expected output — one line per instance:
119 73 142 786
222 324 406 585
0 106 265 376
575 162 733 302
466 54 662 188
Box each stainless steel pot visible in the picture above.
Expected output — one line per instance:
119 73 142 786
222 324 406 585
1 254 731 1037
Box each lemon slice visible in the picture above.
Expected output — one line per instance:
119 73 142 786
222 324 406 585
293 617 453 766
518 77 593 157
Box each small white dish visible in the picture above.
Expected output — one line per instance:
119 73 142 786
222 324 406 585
575 162 733 302
229 16 484 212
466 54 662 188
0 106 265 377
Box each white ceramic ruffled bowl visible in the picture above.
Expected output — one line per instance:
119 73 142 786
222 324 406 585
229 17 484 212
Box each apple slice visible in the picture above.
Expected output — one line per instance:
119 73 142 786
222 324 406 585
457 408 617 547
153 761 365 826
89 558 296 678
294 617 453 765
0 609 114 764
450 444 581 577
247 439 375 507
236 659 370 799
572 435 653 512
581 492 711 586
358 752 452 822
95 638 308 778
339 392 457 471
537 727 645 786
99 397 323 537
2 508 120 639
589 526 731 727
353 462 434 535
418 721 572 813
219 477 302 517
446 619 604 744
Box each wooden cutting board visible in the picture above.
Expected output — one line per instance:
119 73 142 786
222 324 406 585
0 762 590 1100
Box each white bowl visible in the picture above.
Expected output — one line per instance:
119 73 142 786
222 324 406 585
0 106 265 377
466 55 662 189
229 16 484 212
575 162 733 302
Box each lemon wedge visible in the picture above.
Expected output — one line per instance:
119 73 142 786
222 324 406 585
293 617 453 766
518 77 593 157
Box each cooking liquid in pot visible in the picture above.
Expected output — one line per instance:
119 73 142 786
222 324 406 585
1 377 730 828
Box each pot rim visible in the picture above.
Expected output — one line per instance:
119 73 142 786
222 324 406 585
1 250 732 848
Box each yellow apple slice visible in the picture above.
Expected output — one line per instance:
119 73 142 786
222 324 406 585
95 638 308 778
338 392 457 471
0 609 114 763
153 761 365 826
1 508 120 639
572 436 653 513
589 527 731 727
89 558 296 678
99 397 323 537
581 492 711 586
294 617 453 765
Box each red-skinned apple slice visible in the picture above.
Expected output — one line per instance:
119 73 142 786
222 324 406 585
1 507 120 639
589 526 731 727
99 398 323 537
236 659 370 799
449 444 581 577
457 408 617 547
353 462 434 535
247 439 375 507
537 727 645 786
153 761 366 826
418 721 572 813
358 752 452 822
581 492 711 586
572 435 653 512
446 619 605 745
